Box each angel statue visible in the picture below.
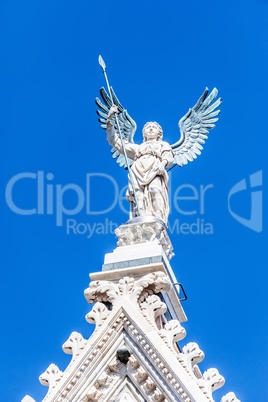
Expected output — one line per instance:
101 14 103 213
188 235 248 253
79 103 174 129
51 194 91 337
96 61 222 225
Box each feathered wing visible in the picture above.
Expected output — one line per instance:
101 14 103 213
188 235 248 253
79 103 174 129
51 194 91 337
172 88 222 167
95 87 137 169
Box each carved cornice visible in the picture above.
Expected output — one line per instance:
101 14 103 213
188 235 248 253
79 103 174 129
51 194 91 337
84 272 171 307
32 272 227 402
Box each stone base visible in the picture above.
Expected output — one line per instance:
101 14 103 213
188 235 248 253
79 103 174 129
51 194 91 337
114 218 174 261
92 257 187 323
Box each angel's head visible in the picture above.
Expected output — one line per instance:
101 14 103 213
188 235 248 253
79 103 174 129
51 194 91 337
142 122 163 142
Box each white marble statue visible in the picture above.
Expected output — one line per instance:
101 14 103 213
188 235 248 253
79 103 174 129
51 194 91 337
107 116 173 222
96 69 222 224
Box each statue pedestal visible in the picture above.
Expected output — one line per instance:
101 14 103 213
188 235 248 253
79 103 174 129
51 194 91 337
114 217 174 261
92 219 186 323
93 245 187 323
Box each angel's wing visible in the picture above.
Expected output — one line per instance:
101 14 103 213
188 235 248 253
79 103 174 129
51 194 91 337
95 87 137 169
171 88 222 167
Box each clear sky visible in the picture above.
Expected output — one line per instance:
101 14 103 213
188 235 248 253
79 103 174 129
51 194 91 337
0 1 267 401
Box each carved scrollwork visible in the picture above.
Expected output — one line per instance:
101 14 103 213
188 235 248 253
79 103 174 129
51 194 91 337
118 276 135 296
221 392 241 402
198 368 225 399
140 295 167 329
86 302 110 329
84 280 120 304
178 342 204 377
134 272 171 304
39 363 63 391
62 331 87 360
84 272 171 307
159 319 186 351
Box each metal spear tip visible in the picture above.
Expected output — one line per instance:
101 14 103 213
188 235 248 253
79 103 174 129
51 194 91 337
98 55 106 71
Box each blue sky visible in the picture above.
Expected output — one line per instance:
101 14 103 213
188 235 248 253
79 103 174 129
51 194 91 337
0 0 267 401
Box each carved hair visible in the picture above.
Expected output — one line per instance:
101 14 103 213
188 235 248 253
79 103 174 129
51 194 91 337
142 122 163 141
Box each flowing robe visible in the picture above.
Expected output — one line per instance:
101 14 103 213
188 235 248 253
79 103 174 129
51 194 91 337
107 126 174 223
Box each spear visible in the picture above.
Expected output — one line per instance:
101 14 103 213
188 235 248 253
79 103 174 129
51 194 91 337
98 55 141 217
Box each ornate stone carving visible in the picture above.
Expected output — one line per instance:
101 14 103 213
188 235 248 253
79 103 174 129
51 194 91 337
128 354 140 371
134 272 170 304
159 320 186 351
39 363 63 391
84 272 171 307
115 221 174 260
152 389 166 401
21 396 36 402
86 302 110 329
85 280 120 304
83 387 103 401
221 392 241 402
143 377 157 393
135 366 148 383
62 331 87 360
108 356 125 373
178 342 204 377
198 368 225 398
97 78 222 226
94 372 111 389
140 295 167 330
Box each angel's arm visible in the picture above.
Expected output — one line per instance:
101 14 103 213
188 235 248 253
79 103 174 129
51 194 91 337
96 89 138 169
106 125 138 160
106 107 138 160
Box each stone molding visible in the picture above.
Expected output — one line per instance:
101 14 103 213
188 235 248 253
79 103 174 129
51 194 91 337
23 271 235 402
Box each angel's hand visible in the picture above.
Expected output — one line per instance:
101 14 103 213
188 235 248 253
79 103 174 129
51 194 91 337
108 104 119 120
158 160 167 176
